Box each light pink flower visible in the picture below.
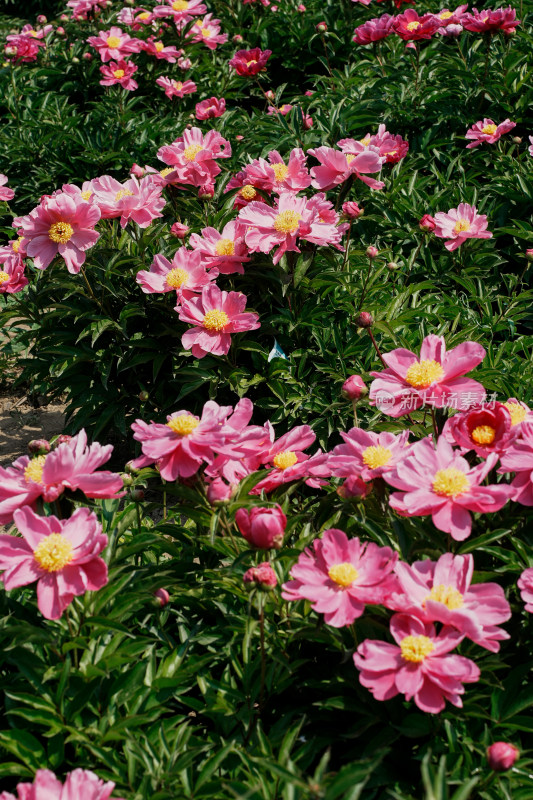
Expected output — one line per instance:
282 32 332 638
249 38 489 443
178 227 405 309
282 528 398 627
142 37 181 61
90 175 165 228
178 283 260 358
14 191 100 274
157 127 231 189
357 124 409 164
153 0 207 21
518 568 533 612
434 203 492 250
390 552 511 651
329 428 411 481
186 14 228 49
0 174 15 202
189 220 250 274
0 768 124 800
99 59 138 90
244 149 312 195
250 424 331 493
465 118 516 148
309 144 384 192
195 97 226 119
369 334 486 417
130 401 231 479
443 402 515 457
156 76 198 99
435 5 468 25
354 613 480 713
0 252 28 294
498 420 533 505
204 399 271 484
136 247 217 301
384 436 512 541
68 0 108 18
86 26 142 62
0 506 108 619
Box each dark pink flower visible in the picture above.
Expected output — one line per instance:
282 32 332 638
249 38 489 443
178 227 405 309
229 47 272 76
443 402 515 458
243 562 277 588
462 7 520 33
195 96 226 119
235 505 287 549
86 26 142 62
99 59 138 90
487 743 520 772
393 9 442 39
353 14 394 44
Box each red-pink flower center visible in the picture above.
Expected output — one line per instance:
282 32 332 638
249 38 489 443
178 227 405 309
34 533 74 572
471 424 496 445
400 635 434 662
432 468 470 497
203 309 229 331
48 221 74 244
328 562 358 587
405 359 444 388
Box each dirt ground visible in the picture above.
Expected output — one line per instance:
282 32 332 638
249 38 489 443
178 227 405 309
0 394 66 467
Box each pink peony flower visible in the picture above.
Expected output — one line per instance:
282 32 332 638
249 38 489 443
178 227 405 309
309 143 385 192
178 283 260 358
435 4 468 25
0 506 108 619
434 203 491 250
0 174 15 202
100 59 138 90
206 477 233 504
90 175 165 228
329 428 410 482
487 743 519 772
0 252 28 294
86 26 142 62
229 47 272 76
157 127 231 189
186 15 228 49
130 401 230 479
235 505 287 548
0 768 124 800
518 568 533 612
14 191 100 274
4 35 43 63
195 96 226 119
498 421 533 505
337 475 373 499
282 528 398 627
393 9 442 39
465 118 516 148
384 436 512 540
189 220 250 274
250 424 331 494
204 400 271 485
369 334 487 417
0 429 124 524
243 562 278 588
239 148 312 195
501 397 533 428
354 613 480 712
462 7 520 33
390 552 511 651
156 76 197 99
443 402 515 458
142 37 181 61
136 247 217 302
153 0 207 20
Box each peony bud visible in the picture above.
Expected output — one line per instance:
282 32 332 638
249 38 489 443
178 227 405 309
419 214 436 231
297 4 306 10
154 588 170 606
405 41 416 50
265 89 275 101
271 5 278 11
121 473 134 487
170 222 189 238
54 434 72 447
366 246 378 258
243 562 278 588
235 134 244 141
341 374 368 401
512 136 522 144
198 184 214 200
178 57 192 69
60 13 68 21
235 505 287 549
71 56 79 63
387 261 400 270
57 27 66 36
130 163 145 178
139 390 149 402
316 21 328 32
356 311 373 328
28 439 51 456
342 201 363 220
130 488 145 501
337 475 372 500
37 15 47 24
305 90 314 96
526 248 533 261
82 52 93 60
487 743 519 772
207 478 233 506
302 113 313 129
233 34 243 42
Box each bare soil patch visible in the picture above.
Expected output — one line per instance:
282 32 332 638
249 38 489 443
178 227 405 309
0 394 67 467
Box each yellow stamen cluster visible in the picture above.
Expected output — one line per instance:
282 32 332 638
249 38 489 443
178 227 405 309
503 401 528 426
183 144 203 162
81 190 92 201
167 415 200 435
11 237 23 253
432 468 470 497
0 271 10 285
172 0 189 9
439 10 453 18
48 221 74 244
471 425 496 445
172 81 184 91
400 635 434 662
453 218 471 234
481 123 498 135
240 185 257 200
33 533 74 572
272 163 289 183
137 11 151 19
359 136 371 146
24 455 47 484
346 154 356 165
362 445 393 470
160 167 175 178
203 309 229 331
427 584 464 610
202 30 212 38
215 238 235 256
166 267 189 289
115 188 134 202
274 210 301 234
155 42 165 52
328 562 358 588
405 359 445 388
247 59 258 66
273 450 298 470
406 20 421 30
113 69 125 78
106 36 122 48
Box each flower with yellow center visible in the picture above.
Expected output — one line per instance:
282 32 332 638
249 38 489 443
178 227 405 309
106 36 122 48
202 29 212 38
362 445 393 470
160 167 175 178
155 42 165 52
240 185 257 200
113 69 125 79
34 533 74 572
81 190 92 201
172 81 184 91
400 634 434 662
406 20 421 30
439 10 453 19
432 468 470 497
137 11 151 19
481 123 498 135
48 221 74 244
471 424 496 445
359 136 371 146
11 236 23 253
346 154 356 165
0 271 10 285
405 359 445 388
167 415 200 435
215 238 235 256
24 455 47 484
426 584 464 609
503 401 528 426
247 59 258 66
273 450 298 470
453 218 471 234
203 309 229 331
115 188 134 202
328 562 358 588
166 267 189 289
274 210 301 234
172 0 189 9
183 143 203 162
272 162 289 183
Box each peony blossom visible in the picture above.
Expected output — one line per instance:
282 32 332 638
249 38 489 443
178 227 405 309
389 552 511 652
393 9 442 39
86 26 142 62
178 283 260 358
99 59 138 90
90 175 165 228
352 14 395 44
186 14 228 49
204 399 271 485
282 528 398 627
384 436 512 541
462 7 520 33
434 201 492 252
0 174 15 202
189 220 250 274
465 118 516 148
369 334 487 416
0 506 108 620
229 47 272 76
228 148 311 196
443 402 515 458
309 143 385 191
235 505 287 548
329 428 410 482
142 37 181 61
0 252 28 294
498 421 533 505
250 424 331 494
156 76 197 99
14 191 100 274
4 35 43 63
518 568 533 612
196 97 226 119
354 613 480 713
0 768 124 800
157 127 231 190
153 0 207 20
136 247 217 302
243 562 277 588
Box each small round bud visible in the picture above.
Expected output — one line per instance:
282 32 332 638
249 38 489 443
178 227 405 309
82 52 93 60
265 89 275 101
154 588 170 606
337 476 372 500
121 474 134 487
198 185 214 199
419 214 436 232
130 488 145 501
316 22 328 32
235 134 244 141
526 248 533 261
298 4 306 10
57 27 66 36
487 743 519 772
243 562 277 589
356 311 373 328
206 478 233 506
125 460 139 474
71 56 79 63
341 375 368 401
28 439 51 456
366 246 379 259
405 41 416 50
37 15 47 24
233 34 243 42
139 390 149 402
512 136 522 144
130 163 145 178
387 261 400 270
342 201 363 220
60 13 68 21
170 222 189 238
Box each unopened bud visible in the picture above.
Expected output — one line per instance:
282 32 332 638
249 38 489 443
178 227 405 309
154 588 170 606
28 439 51 455
366 246 378 259
54 434 72 447
130 488 145 501
243 562 277 588
297 4 306 10
526 248 533 261
356 311 373 328
341 374 368 401
342 201 363 220
37 15 47 24
71 56 79 63
265 89 275 101
170 222 189 238
512 136 522 144
233 34 243 42
487 743 519 772
419 214 436 231
387 261 400 270
121 474 134 487
139 390 149 402
83 52 92 60
57 27 66 36
316 21 328 32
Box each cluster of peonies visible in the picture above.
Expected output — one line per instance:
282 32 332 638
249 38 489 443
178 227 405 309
4 21 55 64
0 768 124 800
353 6 520 45
0 430 123 619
